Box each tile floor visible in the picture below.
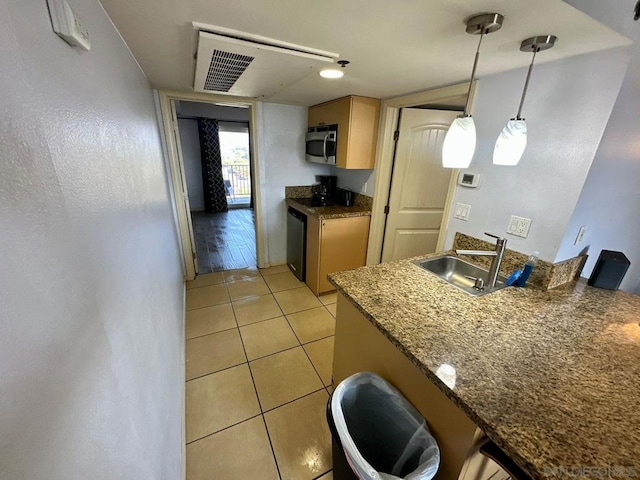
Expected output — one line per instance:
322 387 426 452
185 266 336 480
192 209 257 274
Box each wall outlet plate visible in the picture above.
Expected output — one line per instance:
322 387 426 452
574 225 588 245
507 215 532 238
46 0 91 51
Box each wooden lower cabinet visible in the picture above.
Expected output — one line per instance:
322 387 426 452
305 215 370 295
333 294 509 480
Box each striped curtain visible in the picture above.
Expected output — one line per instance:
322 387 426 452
197 118 228 213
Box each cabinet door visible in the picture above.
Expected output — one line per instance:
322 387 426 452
305 215 321 295
343 97 381 170
308 97 351 127
318 216 370 293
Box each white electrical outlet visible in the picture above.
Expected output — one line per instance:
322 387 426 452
507 215 532 238
454 203 471 221
574 225 588 245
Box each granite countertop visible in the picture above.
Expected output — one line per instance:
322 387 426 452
329 253 640 479
286 197 371 220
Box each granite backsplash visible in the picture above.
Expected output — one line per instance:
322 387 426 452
453 233 587 290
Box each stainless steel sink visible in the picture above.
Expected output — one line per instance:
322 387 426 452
413 255 508 296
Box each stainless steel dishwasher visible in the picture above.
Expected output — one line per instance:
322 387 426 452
287 207 307 281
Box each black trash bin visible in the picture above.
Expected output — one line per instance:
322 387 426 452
327 372 440 480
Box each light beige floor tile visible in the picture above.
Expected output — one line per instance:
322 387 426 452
273 287 322 314
186 303 236 339
286 307 335 344
327 385 334 394
264 390 332 480
319 292 338 305
259 264 290 276
304 337 334 386
186 329 246 381
186 416 279 480
186 364 260 443
223 267 261 283
317 472 333 480
227 277 270 301
263 271 305 293
186 272 224 290
186 284 229 311
326 303 337 318
233 294 283 326
250 347 324 411
240 317 299 360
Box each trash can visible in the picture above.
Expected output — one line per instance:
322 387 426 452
327 372 440 480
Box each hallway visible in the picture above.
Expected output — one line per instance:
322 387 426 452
185 266 336 480
192 209 257 273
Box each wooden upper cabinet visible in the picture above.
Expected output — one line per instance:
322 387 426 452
308 95 381 170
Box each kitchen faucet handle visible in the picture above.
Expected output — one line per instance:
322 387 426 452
484 232 506 244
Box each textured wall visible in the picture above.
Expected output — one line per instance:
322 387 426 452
260 103 330 265
443 48 628 261
557 0 640 293
0 1 184 479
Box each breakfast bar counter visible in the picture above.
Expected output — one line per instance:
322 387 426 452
328 254 640 480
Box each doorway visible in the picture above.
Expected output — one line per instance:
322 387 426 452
175 101 256 274
367 83 476 265
381 108 459 262
157 91 266 280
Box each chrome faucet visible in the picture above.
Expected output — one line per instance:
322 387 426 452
456 233 507 288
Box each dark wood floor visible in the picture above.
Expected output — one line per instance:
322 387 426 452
192 209 257 273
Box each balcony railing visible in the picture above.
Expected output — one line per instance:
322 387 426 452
222 164 251 206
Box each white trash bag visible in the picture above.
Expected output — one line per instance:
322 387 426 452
330 372 440 480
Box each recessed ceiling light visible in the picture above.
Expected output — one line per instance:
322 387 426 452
319 60 349 79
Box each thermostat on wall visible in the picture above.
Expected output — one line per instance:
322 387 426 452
457 172 480 188
46 0 91 51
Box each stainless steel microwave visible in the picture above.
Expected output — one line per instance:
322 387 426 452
305 126 337 165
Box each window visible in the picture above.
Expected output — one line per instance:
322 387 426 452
219 122 250 206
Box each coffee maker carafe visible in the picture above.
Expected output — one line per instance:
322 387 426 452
311 183 329 206
318 176 337 203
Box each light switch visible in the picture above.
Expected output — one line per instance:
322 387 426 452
454 203 471 221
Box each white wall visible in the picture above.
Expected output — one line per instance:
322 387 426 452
556 1 640 294
260 103 330 264
178 101 250 121
177 118 205 211
443 48 629 261
0 1 184 479
329 166 376 196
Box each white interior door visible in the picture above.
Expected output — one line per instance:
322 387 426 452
381 108 458 262
169 101 198 275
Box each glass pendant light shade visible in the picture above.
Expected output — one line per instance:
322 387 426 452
442 116 476 169
493 35 556 166
440 13 504 168
493 119 527 166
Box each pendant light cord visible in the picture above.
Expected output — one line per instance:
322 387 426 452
463 31 485 116
516 48 538 119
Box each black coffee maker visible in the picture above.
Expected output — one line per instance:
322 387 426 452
312 175 337 206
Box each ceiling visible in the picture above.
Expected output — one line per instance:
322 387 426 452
99 0 632 106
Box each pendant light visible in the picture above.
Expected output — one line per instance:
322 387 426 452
442 13 504 169
319 60 350 79
493 35 557 166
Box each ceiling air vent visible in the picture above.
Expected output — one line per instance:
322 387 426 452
205 50 254 92
193 26 338 98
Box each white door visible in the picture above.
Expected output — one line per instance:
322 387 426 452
170 100 199 276
381 108 458 262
